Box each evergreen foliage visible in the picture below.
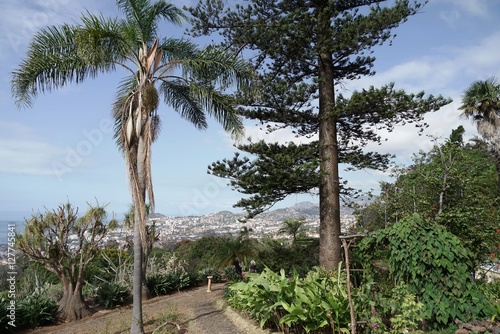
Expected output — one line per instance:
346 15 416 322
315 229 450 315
188 0 451 269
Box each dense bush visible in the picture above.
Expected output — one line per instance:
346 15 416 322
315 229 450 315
197 267 223 284
226 267 350 333
357 213 493 329
93 281 130 308
257 237 319 277
17 293 58 329
174 237 228 272
146 271 191 296
146 253 192 296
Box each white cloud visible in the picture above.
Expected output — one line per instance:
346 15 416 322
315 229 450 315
453 0 489 17
240 123 317 146
0 121 64 175
436 0 490 26
353 30 500 98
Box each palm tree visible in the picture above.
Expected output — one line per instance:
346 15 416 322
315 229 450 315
11 1 252 332
460 77 500 191
278 217 306 244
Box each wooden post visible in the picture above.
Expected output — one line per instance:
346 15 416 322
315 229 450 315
207 276 213 292
341 236 357 334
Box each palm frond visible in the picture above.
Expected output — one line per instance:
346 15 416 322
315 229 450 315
188 82 244 138
156 37 198 67
146 0 186 34
12 24 93 108
76 11 130 67
116 0 185 45
159 80 207 129
460 77 500 127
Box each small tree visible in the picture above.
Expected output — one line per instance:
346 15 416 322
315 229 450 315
16 202 113 322
278 217 307 244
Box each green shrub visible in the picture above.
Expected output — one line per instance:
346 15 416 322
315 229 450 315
94 281 130 308
481 280 500 322
17 294 58 329
223 265 242 282
226 267 350 333
169 270 191 290
146 271 192 297
197 267 223 284
0 292 15 333
357 213 493 329
257 237 319 277
146 274 174 296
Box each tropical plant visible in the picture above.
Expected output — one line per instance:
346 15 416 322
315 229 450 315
257 237 319 277
17 293 59 329
197 267 223 284
12 0 253 331
16 202 112 322
94 281 130 308
226 267 350 333
460 77 500 191
189 0 451 271
89 248 133 287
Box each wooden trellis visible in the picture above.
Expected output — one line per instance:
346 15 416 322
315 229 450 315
340 234 365 334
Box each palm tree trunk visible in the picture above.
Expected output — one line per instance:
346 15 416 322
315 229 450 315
130 118 149 333
130 210 144 334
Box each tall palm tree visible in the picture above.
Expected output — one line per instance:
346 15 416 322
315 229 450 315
11 0 252 332
460 77 500 191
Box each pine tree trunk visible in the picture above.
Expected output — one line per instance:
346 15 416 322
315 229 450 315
317 5 342 271
58 281 90 322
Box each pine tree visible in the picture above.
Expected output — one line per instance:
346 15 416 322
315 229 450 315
188 0 451 269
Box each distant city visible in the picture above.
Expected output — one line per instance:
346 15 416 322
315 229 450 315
0 202 357 263
108 201 357 247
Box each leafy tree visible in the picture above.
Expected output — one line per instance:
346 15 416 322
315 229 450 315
174 236 228 271
357 128 500 268
460 77 500 191
11 0 253 331
357 213 492 329
16 203 113 322
188 0 451 270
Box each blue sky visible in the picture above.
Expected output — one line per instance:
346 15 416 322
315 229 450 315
1 0 499 221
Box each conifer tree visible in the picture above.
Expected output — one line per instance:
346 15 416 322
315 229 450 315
188 0 451 269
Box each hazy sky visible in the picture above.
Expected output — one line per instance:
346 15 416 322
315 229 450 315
1 0 499 220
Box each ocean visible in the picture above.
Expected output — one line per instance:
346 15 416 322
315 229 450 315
0 220 26 245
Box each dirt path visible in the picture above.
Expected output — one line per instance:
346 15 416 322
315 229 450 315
18 283 273 334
